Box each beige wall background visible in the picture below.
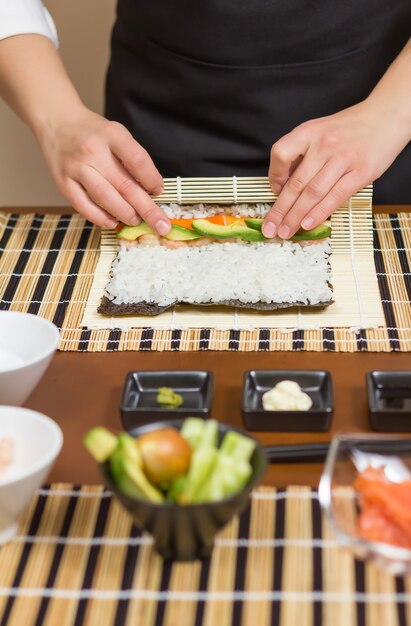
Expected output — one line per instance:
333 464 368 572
0 0 116 207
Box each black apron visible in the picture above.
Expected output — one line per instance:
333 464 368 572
106 1 411 203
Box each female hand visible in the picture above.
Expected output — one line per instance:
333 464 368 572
263 100 409 239
38 107 169 231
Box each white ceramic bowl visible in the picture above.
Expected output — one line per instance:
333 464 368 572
0 406 63 543
0 312 60 405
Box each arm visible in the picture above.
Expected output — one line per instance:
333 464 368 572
264 39 411 238
0 33 169 232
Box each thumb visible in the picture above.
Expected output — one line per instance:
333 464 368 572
269 129 310 193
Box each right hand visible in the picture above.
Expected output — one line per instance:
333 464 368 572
38 107 170 232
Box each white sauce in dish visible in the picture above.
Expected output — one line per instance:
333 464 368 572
262 380 313 411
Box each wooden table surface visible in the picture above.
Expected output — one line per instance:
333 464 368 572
10 205 411 488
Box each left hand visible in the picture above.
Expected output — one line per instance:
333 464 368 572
263 100 407 238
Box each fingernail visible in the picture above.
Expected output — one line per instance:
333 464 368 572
278 225 290 239
128 214 140 225
156 219 170 236
263 222 276 238
105 219 117 229
301 216 314 230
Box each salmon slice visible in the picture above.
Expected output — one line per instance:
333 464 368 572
357 504 411 549
355 466 411 546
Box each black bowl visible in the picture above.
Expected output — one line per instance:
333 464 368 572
100 419 267 561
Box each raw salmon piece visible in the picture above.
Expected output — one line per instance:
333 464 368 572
355 466 411 546
357 503 411 549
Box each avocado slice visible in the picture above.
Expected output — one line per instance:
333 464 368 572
244 218 263 231
291 224 332 241
83 427 118 463
191 219 267 242
117 222 154 241
113 457 164 502
244 218 331 241
109 435 163 502
117 221 201 241
164 225 202 241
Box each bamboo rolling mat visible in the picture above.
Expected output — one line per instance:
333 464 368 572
0 207 410 352
0 484 410 626
82 190 384 332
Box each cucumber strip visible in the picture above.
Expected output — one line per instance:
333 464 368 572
200 419 219 448
181 418 205 450
220 431 256 462
179 447 218 504
196 453 252 502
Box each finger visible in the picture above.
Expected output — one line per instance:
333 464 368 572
78 167 142 226
117 182 170 235
108 122 163 195
65 180 117 228
264 148 326 238
94 156 170 234
269 129 310 195
300 172 362 230
277 158 349 236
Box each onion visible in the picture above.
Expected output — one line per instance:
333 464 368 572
137 428 192 484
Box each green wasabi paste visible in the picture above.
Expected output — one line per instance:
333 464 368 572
156 387 184 408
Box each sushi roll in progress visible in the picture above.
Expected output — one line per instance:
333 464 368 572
98 204 333 316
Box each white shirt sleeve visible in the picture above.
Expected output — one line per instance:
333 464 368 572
0 0 58 47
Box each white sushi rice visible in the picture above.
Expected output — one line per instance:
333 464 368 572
105 240 333 307
159 203 271 219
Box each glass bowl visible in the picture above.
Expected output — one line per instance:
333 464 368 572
319 433 411 575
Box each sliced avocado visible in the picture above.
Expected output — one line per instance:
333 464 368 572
114 458 164 502
165 225 202 241
292 224 331 241
117 222 154 240
246 218 331 241
117 221 201 241
83 427 118 463
191 219 267 242
116 433 143 468
244 218 263 231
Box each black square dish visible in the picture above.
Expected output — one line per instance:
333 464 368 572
120 370 214 430
367 371 411 431
242 370 333 431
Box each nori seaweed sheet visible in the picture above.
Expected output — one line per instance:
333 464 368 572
98 295 333 317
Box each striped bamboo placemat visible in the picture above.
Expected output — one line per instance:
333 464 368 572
0 484 410 626
0 211 410 352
